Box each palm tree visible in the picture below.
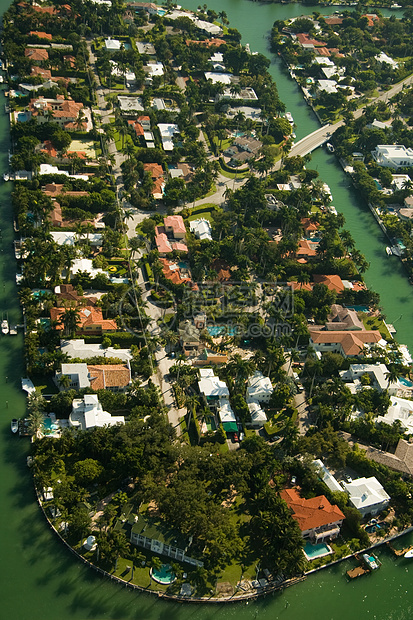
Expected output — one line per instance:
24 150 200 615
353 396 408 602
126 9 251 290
59 307 81 337
58 374 71 390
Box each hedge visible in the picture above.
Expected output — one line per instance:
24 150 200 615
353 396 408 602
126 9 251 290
218 157 249 175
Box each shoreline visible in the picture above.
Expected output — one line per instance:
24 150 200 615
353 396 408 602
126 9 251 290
34 482 413 604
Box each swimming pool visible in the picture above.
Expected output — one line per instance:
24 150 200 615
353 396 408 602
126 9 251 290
303 542 333 561
157 9 166 15
346 305 369 313
150 564 176 585
399 376 413 387
207 325 237 337
17 112 29 122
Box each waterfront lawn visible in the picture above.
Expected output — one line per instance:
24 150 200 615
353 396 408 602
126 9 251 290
362 315 391 340
31 375 59 395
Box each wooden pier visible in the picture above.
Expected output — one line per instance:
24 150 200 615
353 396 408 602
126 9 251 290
386 542 413 557
346 565 370 579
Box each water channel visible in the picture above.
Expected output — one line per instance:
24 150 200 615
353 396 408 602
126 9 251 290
1 1 413 619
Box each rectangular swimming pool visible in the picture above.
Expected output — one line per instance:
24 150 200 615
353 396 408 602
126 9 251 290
303 542 333 561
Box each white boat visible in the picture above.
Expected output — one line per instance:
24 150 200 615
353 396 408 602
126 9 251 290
11 419 18 434
391 246 401 257
386 246 392 255
326 142 335 153
1 317 9 334
27 455 33 467
404 549 413 558
285 112 294 125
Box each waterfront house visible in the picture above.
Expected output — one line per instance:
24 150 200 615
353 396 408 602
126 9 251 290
376 396 413 434
339 363 403 396
309 329 383 358
280 488 345 542
70 394 124 430
372 145 413 170
322 304 364 331
50 306 117 335
130 513 203 567
60 338 132 362
343 477 390 517
56 362 131 392
29 95 86 131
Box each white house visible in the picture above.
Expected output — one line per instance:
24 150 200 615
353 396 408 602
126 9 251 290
70 258 106 279
343 477 390 517
158 123 179 151
50 231 77 246
105 38 122 51
339 363 401 395
246 400 267 427
57 363 90 390
376 396 413 434
118 96 144 113
246 371 273 403
372 145 413 169
313 459 343 493
70 394 125 430
317 79 338 94
198 369 229 402
189 218 213 241
60 338 132 362
204 72 233 85
375 52 399 69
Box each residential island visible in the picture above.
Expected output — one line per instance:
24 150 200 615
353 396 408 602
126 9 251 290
3 0 413 602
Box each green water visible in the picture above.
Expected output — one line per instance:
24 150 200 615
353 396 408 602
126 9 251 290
1 1 413 618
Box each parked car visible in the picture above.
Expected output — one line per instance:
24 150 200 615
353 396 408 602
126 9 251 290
291 476 296 485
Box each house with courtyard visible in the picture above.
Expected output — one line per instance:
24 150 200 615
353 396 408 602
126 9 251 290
56 362 131 392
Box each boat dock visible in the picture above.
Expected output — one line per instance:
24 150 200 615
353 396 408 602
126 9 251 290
346 553 381 579
346 565 370 579
386 542 413 557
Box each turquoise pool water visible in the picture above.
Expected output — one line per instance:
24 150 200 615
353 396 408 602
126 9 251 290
178 261 189 269
207 325 236 337
157 9 166 15
303 542 332 560
151 564 175 584
399 376 413 387
17 112 29 121
346 305 369 313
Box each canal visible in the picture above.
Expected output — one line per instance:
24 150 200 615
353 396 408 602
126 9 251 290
1 1 413 619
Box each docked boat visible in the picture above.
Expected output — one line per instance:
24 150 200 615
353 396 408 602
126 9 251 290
27 455 33 467
11 419 18 434
362 553 381 570
386 246 392 255
326 142 335 153
404 548 413 558
1 316 9 334
285 112 294 125
391 245 402 257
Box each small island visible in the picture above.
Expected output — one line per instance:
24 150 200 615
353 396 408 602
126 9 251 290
3 0 413 602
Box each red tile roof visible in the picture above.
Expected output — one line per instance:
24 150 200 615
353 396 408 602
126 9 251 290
30 31 53 40
324 17 343 25
313 274 344 293
51 306 117 333
127 119 144 136
25 48 49 61
186 38 226 47
88 364 131 390
281 488 345 532
296 33 326 47
164 215 186 235
309 329 382 356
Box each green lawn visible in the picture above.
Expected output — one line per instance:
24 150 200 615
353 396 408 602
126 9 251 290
362 315 391 340
32 376 59 395
218 166 250 180
187 204 216 222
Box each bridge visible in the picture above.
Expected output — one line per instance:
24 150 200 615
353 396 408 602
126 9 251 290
289 121 343 158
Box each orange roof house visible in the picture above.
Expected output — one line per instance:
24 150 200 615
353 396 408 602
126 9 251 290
160 258 192 286
301 218 319 234
87 364 131 391
281 488 345 541
63 55 76 68
29 95 85 131
29 31 53 40
42 183 88 197
288 280 313 292
324 17 343 25
296 33 326 47
186 38 226 47
296 239 318 258
127 119 144 136
31 66 52 79
50 306 117 335
313 274 344 293
309 329 383 357
164 215 186 238
47 202 62 227
143 163 165 200
25 48 49 62
32 4 57 14
40 140 58 158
